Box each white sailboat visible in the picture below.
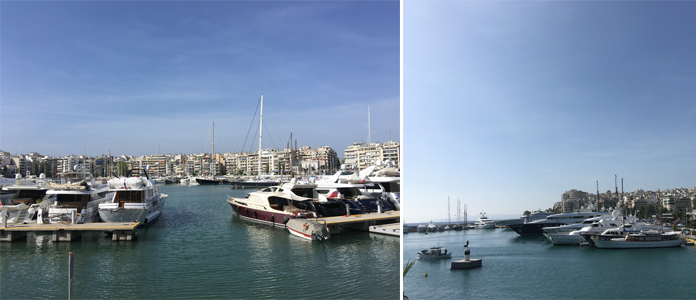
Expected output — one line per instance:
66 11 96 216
230 94 280 187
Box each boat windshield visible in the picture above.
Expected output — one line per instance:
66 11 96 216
337 188 361 199
291 188 315 198
379 182 400 193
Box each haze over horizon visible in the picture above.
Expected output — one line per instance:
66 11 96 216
404 1 696 222
1 1 400 158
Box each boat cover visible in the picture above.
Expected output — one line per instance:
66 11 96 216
108 177 149 189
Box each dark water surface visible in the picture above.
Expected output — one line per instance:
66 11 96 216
1 185 399 299
403 228 696 299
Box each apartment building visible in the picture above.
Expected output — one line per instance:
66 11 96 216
343 141 401 171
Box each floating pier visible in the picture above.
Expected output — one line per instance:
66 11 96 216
451 259 482 269
0 222 140 242
311 211 400 235
368 222 400 236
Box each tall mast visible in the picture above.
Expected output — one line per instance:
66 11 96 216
448 197 451 224
212 122 215 176
367 105 371 169
614 175 618 209
621 178 624 227
258 94 263 179
596 180 600 211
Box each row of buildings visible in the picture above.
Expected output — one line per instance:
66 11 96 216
554 188 696 213
0 141 400 178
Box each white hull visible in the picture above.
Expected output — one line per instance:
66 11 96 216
98 199 165 224
286 218 330 241
417 253 451 260
544 233 586 245
594 237 685 249
45 196 111 224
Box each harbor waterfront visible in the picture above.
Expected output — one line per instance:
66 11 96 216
1 185 399 299
404 228 696 299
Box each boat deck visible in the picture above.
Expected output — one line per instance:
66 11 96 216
312 211 399 225
368 222 401 236
1 222 140 242
309 211 400 234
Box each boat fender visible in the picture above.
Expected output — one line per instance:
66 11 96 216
282 217 290 224
253 211 257 219
303 223 308 230
270 215 274 223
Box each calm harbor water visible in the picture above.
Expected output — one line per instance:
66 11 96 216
1 185 399 299
404 228 696 299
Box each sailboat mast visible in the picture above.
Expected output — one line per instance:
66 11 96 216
621 178 624 227
212 122 215 176
258 94 263 179
448 197 451 224
596 180 599 211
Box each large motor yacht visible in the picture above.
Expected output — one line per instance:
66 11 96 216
592 230 685 249
227 179 347 227
98 176 167 225
474 212 496 229
507 211 611 236
0 174 51 224
40 175 113 224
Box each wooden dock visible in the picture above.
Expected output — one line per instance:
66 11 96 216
0 222 140 242
309 211 400 234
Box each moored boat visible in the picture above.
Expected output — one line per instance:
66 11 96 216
286 219 330 241
98 176 167 225
40 175 113 224
508 211 611 236
226 179 320 226
0 175 51 223
474 212 495 229
592 231 685 249
417 246 452 260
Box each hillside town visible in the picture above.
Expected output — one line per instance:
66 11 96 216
553 187 696 220
0 141 400 179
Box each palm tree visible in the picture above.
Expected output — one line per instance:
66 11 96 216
403 260 416 300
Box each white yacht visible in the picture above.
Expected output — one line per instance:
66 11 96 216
226 179 348 226
98 177 167 225
40 175 113 224
417 246 452 260
508 210 611 236
474 212 496 229
417 224 427 232
545 219 623 245
426 222 438 232
593 230 685 249
359 176 400 210
497 210 554 227
0 175 51 224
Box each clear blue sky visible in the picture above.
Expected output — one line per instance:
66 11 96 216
404 1 696 222
1 1 399 158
